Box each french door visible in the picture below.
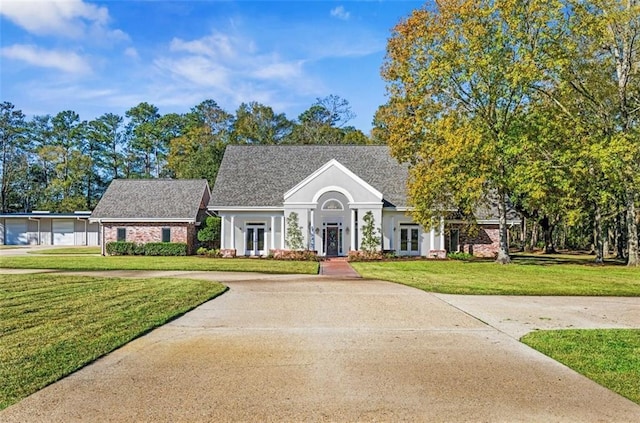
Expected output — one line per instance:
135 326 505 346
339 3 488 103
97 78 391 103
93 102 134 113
400 226 420 255
246 225 266 256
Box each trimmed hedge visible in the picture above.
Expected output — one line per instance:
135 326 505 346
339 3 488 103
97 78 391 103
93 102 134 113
106 241 137 256
144 243 187 256
105 242 188 256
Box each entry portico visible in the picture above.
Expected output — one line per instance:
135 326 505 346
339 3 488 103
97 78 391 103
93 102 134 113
210 145 445 258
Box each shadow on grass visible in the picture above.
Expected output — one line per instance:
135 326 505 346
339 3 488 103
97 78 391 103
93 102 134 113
510 253 627 266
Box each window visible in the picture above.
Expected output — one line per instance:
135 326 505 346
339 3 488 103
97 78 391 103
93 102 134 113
321 199 344 210
400 225 419 254
449 229 460 252
117 228 126 242
162 228 171 243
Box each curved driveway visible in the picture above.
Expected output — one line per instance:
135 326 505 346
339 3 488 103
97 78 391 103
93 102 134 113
1 271 639 422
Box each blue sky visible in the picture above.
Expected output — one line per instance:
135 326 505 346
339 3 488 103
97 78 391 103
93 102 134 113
1 1 425 133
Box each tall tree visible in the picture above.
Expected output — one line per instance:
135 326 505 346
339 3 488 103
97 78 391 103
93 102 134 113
380 0 562 263
232 101 293 144
557 0 640 266
0 102 27 212
166 100 232 186
286 95 359 145
36 111 89 211
125 102 161 178
87 113 125 180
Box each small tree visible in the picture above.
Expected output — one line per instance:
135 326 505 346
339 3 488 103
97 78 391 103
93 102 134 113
285 211 305 250
197 216 221 248
360 211 381 253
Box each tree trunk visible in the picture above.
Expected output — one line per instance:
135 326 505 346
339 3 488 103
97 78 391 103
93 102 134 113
520 216 526 252
528 221 538 252
594 205 604 264
616 211 626 259
495 191 511 264
540 216 557 254
627 189 639 266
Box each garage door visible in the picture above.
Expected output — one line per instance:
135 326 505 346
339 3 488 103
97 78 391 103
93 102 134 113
5 219 28 245
53 220 75 245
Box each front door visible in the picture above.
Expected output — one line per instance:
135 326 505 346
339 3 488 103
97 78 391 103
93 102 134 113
326 226 339 256
246 225 266 256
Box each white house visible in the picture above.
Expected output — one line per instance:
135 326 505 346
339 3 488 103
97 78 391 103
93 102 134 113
209 145 512 258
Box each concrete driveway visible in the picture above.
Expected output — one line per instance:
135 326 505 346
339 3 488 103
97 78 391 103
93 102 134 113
1 273 639 422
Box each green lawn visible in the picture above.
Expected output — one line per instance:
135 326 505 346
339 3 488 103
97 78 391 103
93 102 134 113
0 255 319 275
27 246 101 255
351 258 640 296
522 329 640 404
0 273 226 410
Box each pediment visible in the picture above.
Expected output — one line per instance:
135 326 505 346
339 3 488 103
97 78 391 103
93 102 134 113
284 159 383 204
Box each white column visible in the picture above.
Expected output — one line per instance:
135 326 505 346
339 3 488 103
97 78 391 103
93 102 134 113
440 216 445 251
230 215 235 250
309 209 315 251
220 216 225 249
350 208 356 251
281 215 285 248
390 216 395 250
271 215 275 250
430 226 435 255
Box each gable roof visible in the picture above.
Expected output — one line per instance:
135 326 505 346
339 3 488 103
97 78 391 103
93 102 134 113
209 145 409 209
91 179 210 222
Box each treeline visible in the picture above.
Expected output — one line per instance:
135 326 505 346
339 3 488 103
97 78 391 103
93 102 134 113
0 95 377 213
378 0 640 265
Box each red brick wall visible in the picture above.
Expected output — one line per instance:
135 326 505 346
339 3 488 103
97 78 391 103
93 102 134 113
448 224 501 258
104 222 196 254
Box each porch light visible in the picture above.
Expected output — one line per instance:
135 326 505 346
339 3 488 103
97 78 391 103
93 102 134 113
345 227 350 234
315 227 320 234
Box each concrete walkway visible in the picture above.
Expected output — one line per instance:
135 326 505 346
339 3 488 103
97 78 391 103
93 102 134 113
319 257 361 278
1 272 639 422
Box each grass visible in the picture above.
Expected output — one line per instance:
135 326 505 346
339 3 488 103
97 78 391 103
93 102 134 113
0 273 226 410
351 257 640 296
27 246 101 255
0 255 319 275
521 329 640 404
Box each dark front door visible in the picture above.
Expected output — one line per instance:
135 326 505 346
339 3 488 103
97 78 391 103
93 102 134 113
326 227 339 256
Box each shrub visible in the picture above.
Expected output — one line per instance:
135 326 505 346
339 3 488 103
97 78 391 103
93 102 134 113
106 241 137 256
447 251 474 261
360 211 381 253
285 212 305 250
269 249 319 261
196 247 208 256
205 248 221 258
144 243 187 256
197 216 221 249
348 250 383 262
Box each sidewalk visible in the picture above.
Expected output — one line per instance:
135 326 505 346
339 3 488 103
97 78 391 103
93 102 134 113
319 257 361 278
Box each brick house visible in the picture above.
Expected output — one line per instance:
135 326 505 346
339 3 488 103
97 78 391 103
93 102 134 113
90 179 210 255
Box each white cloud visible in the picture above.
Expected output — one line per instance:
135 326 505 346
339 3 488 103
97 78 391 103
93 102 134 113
330 6 350 21
252 60 304 81
1 44 91 74
124 47 139 59
0 0 126 41
170 33 237 59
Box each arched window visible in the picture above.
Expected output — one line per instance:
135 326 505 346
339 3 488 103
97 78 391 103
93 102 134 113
321 199 344 210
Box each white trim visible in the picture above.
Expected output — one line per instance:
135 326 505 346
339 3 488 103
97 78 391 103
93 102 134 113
210 206 284 212
311 186 355 204
284 159 383 202
90 218 196 223
446 219 521 225
349 202 383 208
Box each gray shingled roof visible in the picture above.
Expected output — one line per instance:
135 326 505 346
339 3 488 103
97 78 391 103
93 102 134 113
210 145 410 208
91 179 209 221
